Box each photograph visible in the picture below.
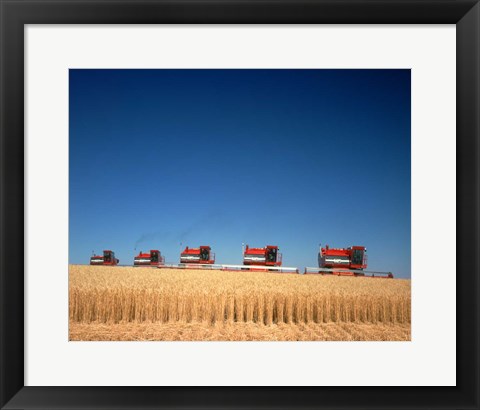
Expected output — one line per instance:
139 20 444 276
68 68 411 342
2 0 477 406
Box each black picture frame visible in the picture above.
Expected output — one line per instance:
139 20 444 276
1 1 479 409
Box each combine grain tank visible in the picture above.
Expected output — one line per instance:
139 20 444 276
134 250 165 266
90 250 119 266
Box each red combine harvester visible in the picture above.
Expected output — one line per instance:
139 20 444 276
90 250 119 266
304 245 393 278
133 250 165 267
157 244 297 273
242 245 282 270
180 246 215 265
320 244 367 272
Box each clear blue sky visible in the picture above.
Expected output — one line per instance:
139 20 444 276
69 69 411 277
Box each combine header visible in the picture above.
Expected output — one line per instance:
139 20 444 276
304 245 393 278
90 250 119 266
134 250 165 267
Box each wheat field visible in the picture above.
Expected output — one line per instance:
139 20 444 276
69 265 411 341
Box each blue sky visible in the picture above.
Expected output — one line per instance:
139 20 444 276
69 69 411 277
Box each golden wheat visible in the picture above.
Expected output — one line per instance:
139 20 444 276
69 265 411 327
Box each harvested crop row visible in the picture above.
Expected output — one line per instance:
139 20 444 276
69 320 411 341
69 265 411 326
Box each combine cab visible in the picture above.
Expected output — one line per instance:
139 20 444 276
305 245 393 278
242 245 282 271
180 246 215 265
134 250 165 267
90 250 119 266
